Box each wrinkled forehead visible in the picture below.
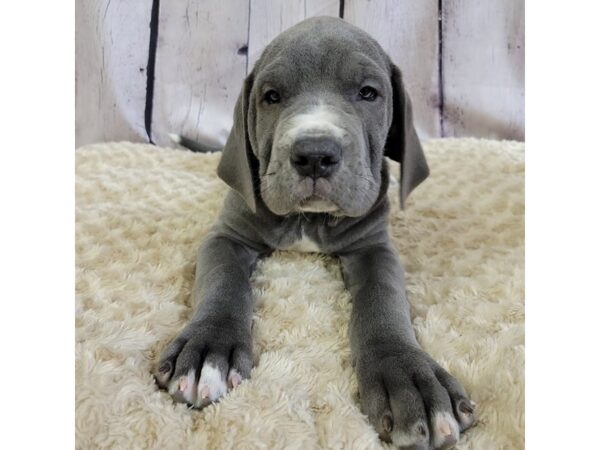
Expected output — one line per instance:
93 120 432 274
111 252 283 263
253 19 390 92
255 52 388 94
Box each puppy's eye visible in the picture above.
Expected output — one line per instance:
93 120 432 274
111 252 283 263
358 86 378 101
264 90 281 104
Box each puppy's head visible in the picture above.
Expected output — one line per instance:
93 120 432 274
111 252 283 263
218 17 428 217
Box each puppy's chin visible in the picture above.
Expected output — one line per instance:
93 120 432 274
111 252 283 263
296 198 339 213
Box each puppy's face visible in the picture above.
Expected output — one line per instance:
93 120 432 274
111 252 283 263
218 17 428 217
247 21 394 217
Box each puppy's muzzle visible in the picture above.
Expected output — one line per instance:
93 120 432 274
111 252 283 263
290 137 342 179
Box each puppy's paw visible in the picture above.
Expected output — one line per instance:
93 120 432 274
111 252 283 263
357 345 475 449
153 320 252 408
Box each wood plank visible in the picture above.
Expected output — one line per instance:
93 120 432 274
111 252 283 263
442 0 525 140
345 0 441 139
305 0 340 17
151 1 249 147
247 0 339 70
76 0 152 146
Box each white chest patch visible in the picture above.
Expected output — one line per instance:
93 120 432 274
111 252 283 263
285 235 321 253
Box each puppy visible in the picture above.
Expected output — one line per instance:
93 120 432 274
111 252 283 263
155 17 475 449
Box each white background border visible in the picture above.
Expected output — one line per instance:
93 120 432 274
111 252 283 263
0 1 74 447
526 1 600 448
1 1 599 447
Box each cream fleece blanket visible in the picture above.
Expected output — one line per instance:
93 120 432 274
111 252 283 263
75 138 524 449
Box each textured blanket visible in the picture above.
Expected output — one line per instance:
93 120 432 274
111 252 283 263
75 138 524 449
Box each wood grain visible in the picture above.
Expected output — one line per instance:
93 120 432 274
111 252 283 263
345 0 441 139
76 0 152 147
75 0 526 145
151 1 249 147
247 0 339 70
441 0 525 140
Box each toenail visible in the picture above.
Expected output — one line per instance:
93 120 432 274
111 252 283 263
231 375 241 388
439 420 452 436
200 385 210 399
417 424 427 438
382 413 393 433
459 400 474 415
158 362 171 374
179 378 188 391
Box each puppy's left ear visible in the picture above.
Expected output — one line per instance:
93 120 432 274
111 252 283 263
385 65 429 208
217 73 259 212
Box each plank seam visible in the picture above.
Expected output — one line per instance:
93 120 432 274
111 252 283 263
245 0 251 75
144 0 160 144
437 0 445 137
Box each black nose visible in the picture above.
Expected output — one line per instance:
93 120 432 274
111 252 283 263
290 137 342 179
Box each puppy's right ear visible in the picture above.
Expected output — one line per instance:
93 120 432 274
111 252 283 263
217 74 259 212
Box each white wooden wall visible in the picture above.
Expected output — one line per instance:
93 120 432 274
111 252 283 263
76 0 525 147
442 0 525 139
76 0 153 144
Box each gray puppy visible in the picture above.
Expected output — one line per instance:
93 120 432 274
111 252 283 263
155 17 475 449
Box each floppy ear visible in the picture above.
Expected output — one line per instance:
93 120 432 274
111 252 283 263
385 65 430 208
217 74 259 212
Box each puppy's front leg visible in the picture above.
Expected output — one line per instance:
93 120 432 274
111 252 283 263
340 243 475 449
154 232 259 408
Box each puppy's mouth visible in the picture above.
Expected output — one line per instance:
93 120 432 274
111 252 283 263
295 177 339 213
298 196 339 213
